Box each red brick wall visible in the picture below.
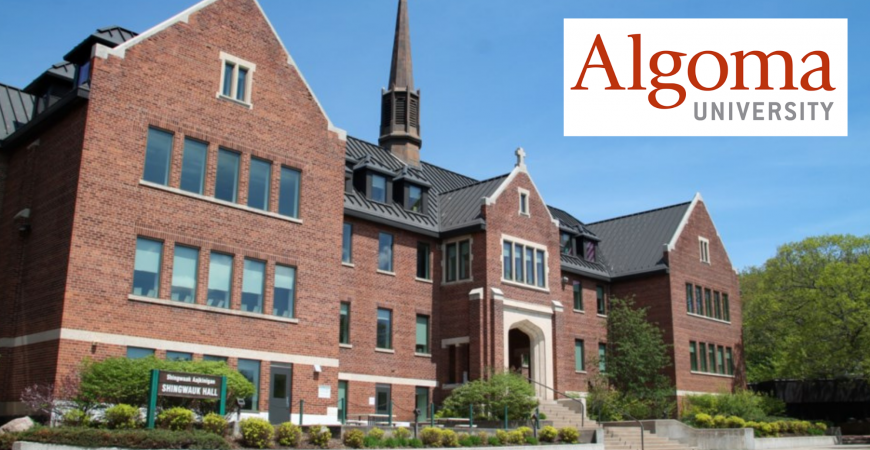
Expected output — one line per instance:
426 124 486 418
55 0 344 416
666 200 743 394
337 217 437 388
0 104 88 403
555 273 609 394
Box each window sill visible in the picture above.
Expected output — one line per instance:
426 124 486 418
596 313 607 318
687 312 731 325
691 370 734 379
415 352 432 358
500 278 549 293
573 309 585 314
342 262 355 268
339 343 353 349
375 348 395 354
377 270 396 277
519 212 530 218
575 370 587 374
216 93 253 109
128 294 299 324
441 383 463 390
442 278 473 286
140 181 302 224
415 277 433 284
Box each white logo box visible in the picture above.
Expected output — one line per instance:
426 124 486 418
563 19 847 136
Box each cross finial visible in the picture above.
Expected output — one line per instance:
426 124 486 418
515 147 526 168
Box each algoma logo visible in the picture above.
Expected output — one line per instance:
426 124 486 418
563 19 847 136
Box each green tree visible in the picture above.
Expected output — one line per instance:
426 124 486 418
77 356 254 412
589 297 674 420
742 234 870 382
440 370 537 420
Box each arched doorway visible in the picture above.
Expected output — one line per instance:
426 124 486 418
505 319 551 399
508 328 532 380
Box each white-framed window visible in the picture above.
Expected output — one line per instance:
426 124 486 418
501 235 548 290
217 52 256 106
518 188 530 216
444 236 472 283
699 237 710 264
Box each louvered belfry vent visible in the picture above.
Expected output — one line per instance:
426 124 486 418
379 0 422 166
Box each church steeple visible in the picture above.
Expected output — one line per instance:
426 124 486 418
380 0 422 166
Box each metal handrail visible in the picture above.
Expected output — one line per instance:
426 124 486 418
525 377 586 428
590 396 645 450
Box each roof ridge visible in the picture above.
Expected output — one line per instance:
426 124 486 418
0 82 26 92
347 135 409 168
438 173 509 196
587 200 692 226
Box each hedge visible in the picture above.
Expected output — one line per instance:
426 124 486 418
8 426 229 450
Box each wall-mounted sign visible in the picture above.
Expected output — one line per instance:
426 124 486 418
158 371 222 399
318 385 331 399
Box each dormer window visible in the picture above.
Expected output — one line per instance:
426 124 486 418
560 233 574 255
408 184 423 212
583 240 597 262
371 174 387 203
75 61 91 87
218 52 255 106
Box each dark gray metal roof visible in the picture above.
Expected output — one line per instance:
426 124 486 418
587 202 691 277
560 253 611 280
0 83 35 140
438 175 508 232
24 62 75 94
421 162 477 194
549 206 599 240
64 26 138 62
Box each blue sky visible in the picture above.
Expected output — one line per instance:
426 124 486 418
1 0 867 270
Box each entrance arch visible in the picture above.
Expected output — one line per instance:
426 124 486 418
503 316 552 399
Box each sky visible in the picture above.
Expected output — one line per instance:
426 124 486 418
0 0 867 271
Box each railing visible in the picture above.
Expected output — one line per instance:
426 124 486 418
525 377 586 428
589 397 645 450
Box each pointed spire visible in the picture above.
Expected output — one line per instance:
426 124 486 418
388 0 414 91
380 0 422 166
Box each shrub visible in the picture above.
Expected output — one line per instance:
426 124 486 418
420 427 443 447
0 433 18 450
516 426 533 438
442 429 460 447
105 404 140 429
366 427 384 440
11 427 229 449
507 431 524 445
807 427 824 436
394 427 412 440
713 415 727 428
559 427 579 444
240 417 274 449
458 436 475 448
344 429 366 449
409 438 425 448
539 426 558 443
495 430 510 445
682 390 785 424
157 407 194 431
725 416 746 429
476 431 489 444
202 413 227 436
693 413 714 428
814 422 828 432
382 437 399 448
276 422 302 447
468 435 483 446
488 436 501 446
63 409 89 427
308 425 332 449
525 436 538 445
78 357 253 412
441 371 538 421
363 435 381 448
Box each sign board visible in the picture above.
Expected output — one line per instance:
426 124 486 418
158 371 222 399
318 385 331 399
146 369 227 429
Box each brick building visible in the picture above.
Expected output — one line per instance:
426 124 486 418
0 0 742 424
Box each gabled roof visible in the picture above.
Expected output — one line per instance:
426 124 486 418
439 175 508 232
587 201 692 277
0 83 35 140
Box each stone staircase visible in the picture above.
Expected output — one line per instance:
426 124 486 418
604 426 696 450
537 399 598 430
